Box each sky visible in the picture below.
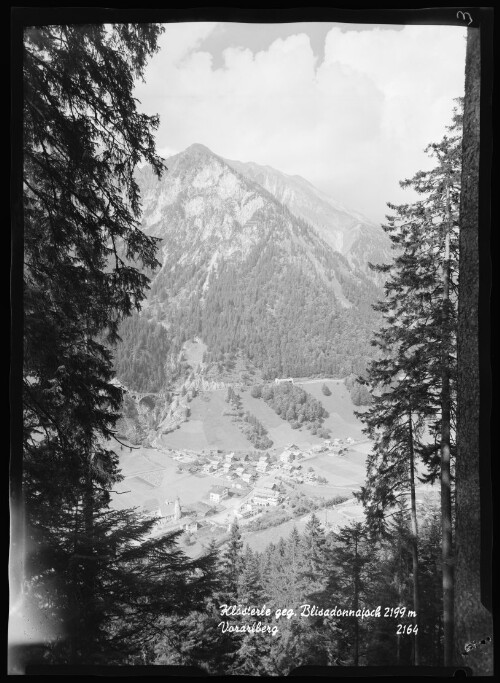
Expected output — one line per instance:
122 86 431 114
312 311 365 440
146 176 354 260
134 22 467 223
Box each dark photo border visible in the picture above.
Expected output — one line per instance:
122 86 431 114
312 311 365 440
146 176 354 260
10 5 494 677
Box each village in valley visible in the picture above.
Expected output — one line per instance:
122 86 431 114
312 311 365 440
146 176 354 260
109 341 380 555
112 432 369 556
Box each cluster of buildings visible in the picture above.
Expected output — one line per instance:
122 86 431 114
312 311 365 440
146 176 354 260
168 438 358 501
140 495 217 535
310 437 354 456
144 436 358 539
168 437 355 486
225 482 283 524
201 451 260 485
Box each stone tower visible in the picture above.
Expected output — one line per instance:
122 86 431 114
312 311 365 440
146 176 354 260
174 496 181 521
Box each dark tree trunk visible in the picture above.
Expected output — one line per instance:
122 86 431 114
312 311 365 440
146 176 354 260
454 27 493 674
408 413 420 665
441 182 454 667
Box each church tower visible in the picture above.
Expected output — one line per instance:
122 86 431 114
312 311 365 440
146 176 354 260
174 496 181 521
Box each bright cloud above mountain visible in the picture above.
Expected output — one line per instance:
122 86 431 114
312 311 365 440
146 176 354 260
134 22 466 222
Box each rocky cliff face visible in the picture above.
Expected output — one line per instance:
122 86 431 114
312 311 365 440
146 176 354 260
136 143 379 312
224 156 391 283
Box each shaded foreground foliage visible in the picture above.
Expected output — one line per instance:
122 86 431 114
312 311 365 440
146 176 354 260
147 510 444 674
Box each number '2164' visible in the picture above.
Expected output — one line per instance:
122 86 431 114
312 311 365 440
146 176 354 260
397 624 418 635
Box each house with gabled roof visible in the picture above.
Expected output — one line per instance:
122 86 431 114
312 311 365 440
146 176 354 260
209 485 229 504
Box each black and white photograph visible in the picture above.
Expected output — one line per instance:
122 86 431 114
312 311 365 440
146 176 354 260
10 8 493 676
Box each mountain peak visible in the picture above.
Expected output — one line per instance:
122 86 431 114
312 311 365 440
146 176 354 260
183 143 215 157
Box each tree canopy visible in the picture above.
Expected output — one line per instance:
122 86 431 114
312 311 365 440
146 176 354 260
19 23 211 664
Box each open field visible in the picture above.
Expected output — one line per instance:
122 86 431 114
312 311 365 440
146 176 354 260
157 390 253 451
294 379 365 440
111 446 234 511
155 419 212 451
157 379 364 453
306 449 368 484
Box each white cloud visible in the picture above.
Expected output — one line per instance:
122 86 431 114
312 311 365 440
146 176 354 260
159 22 218 64
134 23 467 222
157 145 180 160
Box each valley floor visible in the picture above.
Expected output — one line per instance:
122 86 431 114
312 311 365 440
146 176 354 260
155 378 365 453
110 438 372 559
109 378 437 560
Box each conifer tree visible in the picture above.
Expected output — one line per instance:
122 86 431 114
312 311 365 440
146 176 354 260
405 110 461 665
300 513 328 597
359 102 462 664
238 545 263 606
150 541 238 674
219 519 244 600
283 526 306 605
355 368 431 663
362 500 414 666
26 504 217 664
23 23 166 499
323 522 373 665
232 545 278 676
21 23 171 662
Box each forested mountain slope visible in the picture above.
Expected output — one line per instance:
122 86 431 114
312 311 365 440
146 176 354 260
114 144 384 391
